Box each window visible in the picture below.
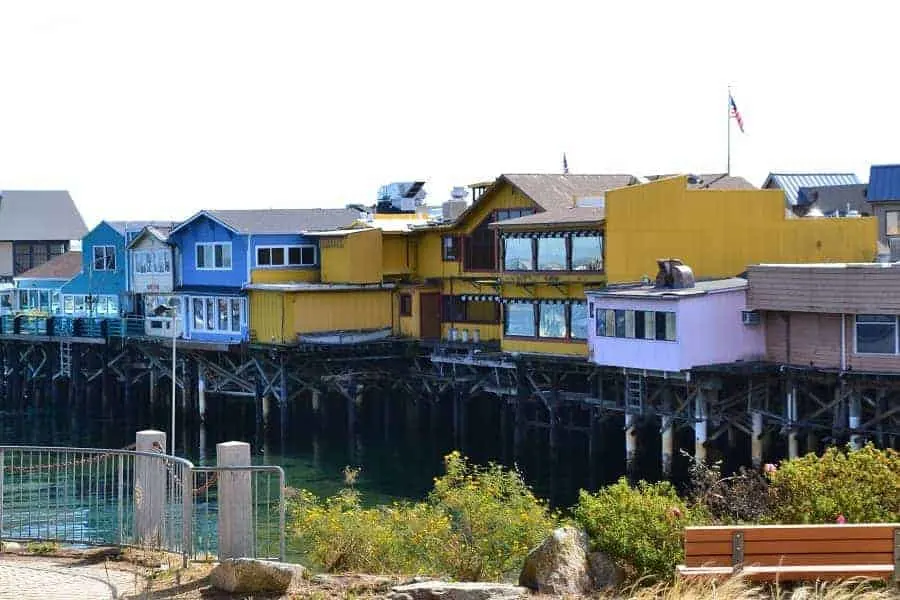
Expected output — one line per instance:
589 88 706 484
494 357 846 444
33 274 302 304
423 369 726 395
856 314 897 354
495 209 534 222
571 303 588 340
887 211 900 236
256 245 316 267
197 242 232 269
504 238 534 271
442 236 459 261
595 308 677 342
634 310 646 340
134 249 171 274
615 310 626 337
539 302 567 338
504 303 536 337
190 296 244 334
400 294 413 316
64 296 74 313
60 294 117 315
537 238 567 271
13 242 69 275
93 245 116 271
572 235 603 271
441 295 467 322
441 296 500 323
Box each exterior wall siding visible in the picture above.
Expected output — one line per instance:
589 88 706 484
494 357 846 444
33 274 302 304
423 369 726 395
320 229 383 284
60 222 128 312
382 235 411 275
501 338 588 357
415 230 461 280
250 268 320 284
748 264 900 313
605 177 877 284
130 235 174 294
168 214 247 290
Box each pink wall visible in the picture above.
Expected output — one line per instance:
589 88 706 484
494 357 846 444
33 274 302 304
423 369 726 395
587 288 765 372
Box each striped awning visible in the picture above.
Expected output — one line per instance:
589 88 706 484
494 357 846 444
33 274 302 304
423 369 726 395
501 230 601 239
500 298 588 305
459 295 501 302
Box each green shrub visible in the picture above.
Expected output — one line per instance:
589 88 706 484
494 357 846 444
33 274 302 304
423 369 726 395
767 443 900 524
288 452 556 580
573 478 697 581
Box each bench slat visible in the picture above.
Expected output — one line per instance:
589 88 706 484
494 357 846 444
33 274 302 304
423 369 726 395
678 564 895 583
686 538 895 557
685 524 898 543
686 552 893 568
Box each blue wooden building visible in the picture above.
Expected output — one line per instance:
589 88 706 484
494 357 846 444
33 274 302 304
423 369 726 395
166 208 363 342
13 251 83 314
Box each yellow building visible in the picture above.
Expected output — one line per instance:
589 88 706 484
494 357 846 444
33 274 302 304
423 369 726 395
247 173 877 356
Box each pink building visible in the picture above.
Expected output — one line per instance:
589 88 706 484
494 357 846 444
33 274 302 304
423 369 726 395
586 260 765 373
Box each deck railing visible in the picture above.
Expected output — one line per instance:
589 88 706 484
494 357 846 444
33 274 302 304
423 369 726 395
0 442 285 563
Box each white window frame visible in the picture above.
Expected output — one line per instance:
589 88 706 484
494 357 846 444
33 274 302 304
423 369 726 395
188 295 245 334
133 248 172 275
93 245 116 271
195 242 233 270
854 314 900 355
60 294 119 316
255 244 317 268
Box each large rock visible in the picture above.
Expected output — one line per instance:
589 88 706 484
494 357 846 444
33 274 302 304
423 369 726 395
519 525 591 595
389 581 528 600
587 551 625 590
209 558 304 593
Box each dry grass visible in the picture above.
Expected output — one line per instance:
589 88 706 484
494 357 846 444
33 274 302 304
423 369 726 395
597 576 900 600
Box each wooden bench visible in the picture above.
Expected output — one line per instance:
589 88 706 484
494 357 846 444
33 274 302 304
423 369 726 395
678 524 899 583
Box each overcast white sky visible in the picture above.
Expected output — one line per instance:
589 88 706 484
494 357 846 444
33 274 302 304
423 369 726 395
0 1 896 226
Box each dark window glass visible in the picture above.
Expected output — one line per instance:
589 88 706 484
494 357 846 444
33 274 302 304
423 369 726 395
634 310 645 340
300 246 316 265
856 315 897 354
214 244 224 268
441 295 466 322
257 247 271 266
196 246 205 268
615 309 627 337
655 311 668 341
271 247 285 266
400 294 412 316
288 247 301 265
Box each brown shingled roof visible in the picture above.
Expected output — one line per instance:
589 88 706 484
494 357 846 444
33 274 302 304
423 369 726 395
493 206 603 228
503 174 637 210
15 251 82 280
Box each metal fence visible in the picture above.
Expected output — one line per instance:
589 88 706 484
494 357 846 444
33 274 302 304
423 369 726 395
0 445 285 563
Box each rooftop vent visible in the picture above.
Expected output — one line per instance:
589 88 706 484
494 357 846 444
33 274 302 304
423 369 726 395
654 258 695 289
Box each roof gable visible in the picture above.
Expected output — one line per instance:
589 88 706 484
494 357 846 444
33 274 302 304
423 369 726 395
0 190 87 241
126 225 172 249
762 173 861 206
169 208 364 236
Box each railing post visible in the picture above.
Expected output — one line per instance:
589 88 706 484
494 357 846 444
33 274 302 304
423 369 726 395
135 430 167 547
0 449 4 552
182 462 193 567
217 441 252 559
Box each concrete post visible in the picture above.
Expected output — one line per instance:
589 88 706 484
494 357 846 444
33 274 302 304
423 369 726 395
197 364 206 424
787 384 799 459
694 390 708 463
217 441 253 559
135 430 166 547
661 415 675 477
625 412 638 478
848 390 862 450
751 411 764 468
261 395 271 431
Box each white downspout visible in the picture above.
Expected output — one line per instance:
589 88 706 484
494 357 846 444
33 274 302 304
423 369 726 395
840 313 847 372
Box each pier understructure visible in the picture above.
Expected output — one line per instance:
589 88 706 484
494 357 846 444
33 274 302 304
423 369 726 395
0 327 897 484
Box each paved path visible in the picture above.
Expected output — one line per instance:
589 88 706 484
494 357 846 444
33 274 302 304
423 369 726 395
0 555 140 599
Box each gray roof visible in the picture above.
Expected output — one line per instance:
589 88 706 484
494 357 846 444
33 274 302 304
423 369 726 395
0 190 87 241
205 208 365 234
646 173 757 190
794 184 870 217
588 277 747 299
107 220 177 235
762 173 861 206
503 174 638 211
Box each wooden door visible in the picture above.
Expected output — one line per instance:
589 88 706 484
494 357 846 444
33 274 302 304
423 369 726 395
419 293 442 340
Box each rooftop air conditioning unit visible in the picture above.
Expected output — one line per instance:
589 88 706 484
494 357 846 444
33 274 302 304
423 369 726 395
742 310 760 326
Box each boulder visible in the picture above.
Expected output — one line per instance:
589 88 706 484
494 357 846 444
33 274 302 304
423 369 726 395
209 558 304 594
389 581 528 600
518 525 592 595
0 541 23 552
587 551 625 590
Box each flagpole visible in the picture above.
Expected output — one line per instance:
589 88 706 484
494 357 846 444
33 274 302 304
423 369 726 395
726 86 731 175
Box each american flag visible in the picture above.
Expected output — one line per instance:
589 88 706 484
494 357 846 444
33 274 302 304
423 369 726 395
729 94 744 133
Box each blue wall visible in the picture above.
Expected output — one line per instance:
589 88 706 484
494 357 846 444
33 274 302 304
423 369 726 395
168 214 248 290
60 222 128 299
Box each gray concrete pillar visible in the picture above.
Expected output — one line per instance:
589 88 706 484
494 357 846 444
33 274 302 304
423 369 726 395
661 415 675 477
217 441 253 559
694 390 708 463
848 391 862 450
625 412 638 477
787 384 799 459
197 364 206 423
751 411 764 468
135 430 166 547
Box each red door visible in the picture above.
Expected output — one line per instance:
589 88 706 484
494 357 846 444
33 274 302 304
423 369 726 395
419 293 442 340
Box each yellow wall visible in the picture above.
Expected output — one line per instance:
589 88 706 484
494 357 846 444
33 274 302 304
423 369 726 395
320 229 384 284
415 229 461 280
250 289 395 344
441 322 502 343
398 288 421 338
250 268 320 284
383 235 411 275
501 338 588 357
604 176 878 283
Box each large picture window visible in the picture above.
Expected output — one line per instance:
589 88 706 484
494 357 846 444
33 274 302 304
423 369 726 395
196 242 232 270
503 238 534 271
190 296 244 334
504 303 536 337
537 238 567 271
134 249 171 274
887 211 900 236
93 245 116 271
856 314 898 354
60 294 119 315
570 302 588 340
571 235 603 271
256 245 316 267
539 302 567 338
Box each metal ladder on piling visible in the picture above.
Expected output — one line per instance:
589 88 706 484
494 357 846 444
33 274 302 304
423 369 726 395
625 375 645 413
59 341 72 378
